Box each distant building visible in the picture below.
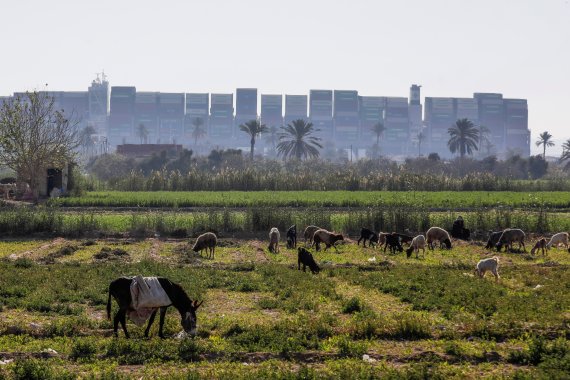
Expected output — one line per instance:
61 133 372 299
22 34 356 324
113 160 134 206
87 74 109 135
6 80 531 158
109 86 136 146
359 96 386 144
134 92 159 143
310 90 333 141
234 88 257 146
333 90 359 145
158 93 185 144
210 93 234 141
260 94 283 129
424 97 455 155
504 99 530 156
384 97 409 154
185 93 209 143
284 95 308 125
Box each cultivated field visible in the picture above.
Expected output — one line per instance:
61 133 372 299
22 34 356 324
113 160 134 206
0 236 569 379
52 191 570 209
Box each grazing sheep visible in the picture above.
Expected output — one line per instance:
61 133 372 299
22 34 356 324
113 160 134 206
192 232 217 259
312 229 344 252
546 232 569 250
358 227 379 248
297 247 320 274
378 232 389 247
286 225 297 249
406 235 426 258
496 228 526 252
426 227 452 250
384 233 404 254
474 256 500 281
268 227 280 254
485 231 503 249
530 238 547 256
303 225 321 246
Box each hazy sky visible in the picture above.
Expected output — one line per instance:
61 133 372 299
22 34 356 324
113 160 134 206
1 0 568 154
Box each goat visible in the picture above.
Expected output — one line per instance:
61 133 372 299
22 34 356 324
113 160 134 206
303 225 321 246
297 247 320 274
485 231 503 249
426 227 452 250
530 238 547 256
286 225 297 249
383 233 404 254
406 235 426 258
192 232 217 259
474 257 500 281
496 228 526 252
546 232 569 250
358 227 378 248
107 276 202 338
392 233 414 246
268 227 280 253
312 229 344 252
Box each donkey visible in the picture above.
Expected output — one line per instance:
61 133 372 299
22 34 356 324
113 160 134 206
107 277 203 339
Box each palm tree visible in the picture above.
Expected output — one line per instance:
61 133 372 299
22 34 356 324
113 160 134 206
239 119 268 161
79 125 96 155
191 117 207 146
447 118 479 158
137 123 149 144
560 139 570 170
417 131 425 157
277 119 323 160
535 131 555 159
371 121 386 146
478 125 491 156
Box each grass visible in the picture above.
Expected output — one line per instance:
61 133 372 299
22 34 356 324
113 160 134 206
0 236 568 378
51 190 570 209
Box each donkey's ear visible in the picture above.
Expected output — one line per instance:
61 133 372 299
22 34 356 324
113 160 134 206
193 300 204 309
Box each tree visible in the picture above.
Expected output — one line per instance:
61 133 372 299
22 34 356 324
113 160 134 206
560 139 570 170
0 92 79 199
264 125 279 151
371 121 386 146
78 125 96 156
447 118 479 158
417 131 425 157
191 117 206 147
239 119 267 161
277 119 323 160
478 125 492 156
535 131 554 159
137 123 149 144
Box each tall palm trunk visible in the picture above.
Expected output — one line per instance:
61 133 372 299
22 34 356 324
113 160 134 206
250 137 255 161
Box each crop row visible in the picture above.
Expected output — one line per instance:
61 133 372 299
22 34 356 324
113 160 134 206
0 206 567 237
51 191 570 209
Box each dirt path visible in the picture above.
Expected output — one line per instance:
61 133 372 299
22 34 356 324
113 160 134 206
8 237 67 260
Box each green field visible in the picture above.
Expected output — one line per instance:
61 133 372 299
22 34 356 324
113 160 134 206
0 237 568 379
51 191 570 209
2 208 570 237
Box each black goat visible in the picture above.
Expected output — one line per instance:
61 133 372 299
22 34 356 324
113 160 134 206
392 233 414 246
107 277 202 339
485 231 502 249
297 247 320 274
357 227 379 248
383 233 403 254
286 225 297 249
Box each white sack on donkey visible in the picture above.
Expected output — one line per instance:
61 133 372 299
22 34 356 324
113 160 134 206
129 276 172 326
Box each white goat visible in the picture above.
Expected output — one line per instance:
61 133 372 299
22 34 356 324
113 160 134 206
406 235 426 258
474 256 500 281
546 232 569 250
268 227 280 254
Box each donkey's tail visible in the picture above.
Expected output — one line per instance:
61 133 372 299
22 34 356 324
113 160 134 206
106 285 112 320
